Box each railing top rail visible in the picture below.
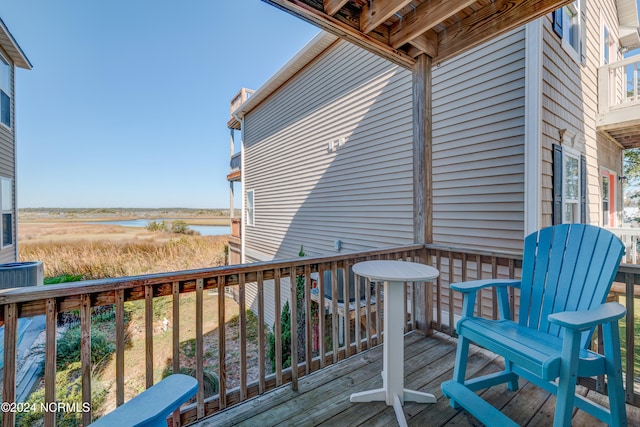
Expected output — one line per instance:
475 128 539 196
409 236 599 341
424 243 523 260
600 54 640 71
0 244 425 304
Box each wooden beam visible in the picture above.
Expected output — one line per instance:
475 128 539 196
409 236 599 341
391 0 476 48
436 0 573 63
412 54 432 245
263 0 415 69
360 0 413 34
407 32 438 58
323 0 349 16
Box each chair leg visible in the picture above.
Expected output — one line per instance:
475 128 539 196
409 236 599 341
603 322 627 427
449 335 471 409
554 330 581 427
505 359 519 391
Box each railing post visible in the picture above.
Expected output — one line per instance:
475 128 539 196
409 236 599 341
81 294 92 426
2 303 17 427
45 298 57 427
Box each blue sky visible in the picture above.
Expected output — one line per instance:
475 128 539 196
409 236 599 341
1 0 318 208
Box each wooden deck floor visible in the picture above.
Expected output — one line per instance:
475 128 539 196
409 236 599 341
192 331 639 427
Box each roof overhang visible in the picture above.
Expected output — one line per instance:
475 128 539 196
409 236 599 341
617 0 640 50
234 31 338 119
262 0 573 69
0 17 31 70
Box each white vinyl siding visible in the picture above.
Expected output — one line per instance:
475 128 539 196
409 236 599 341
432 29 527 252
243 41 414 260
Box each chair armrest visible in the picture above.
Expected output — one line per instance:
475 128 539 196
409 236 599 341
548 302 626 332
451 279 521 293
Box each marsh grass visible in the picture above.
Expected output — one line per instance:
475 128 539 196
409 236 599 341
19 235 228 279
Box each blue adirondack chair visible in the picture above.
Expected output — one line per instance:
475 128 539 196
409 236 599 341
441 224 627 427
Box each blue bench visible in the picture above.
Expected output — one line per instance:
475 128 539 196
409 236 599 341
90 374 198 427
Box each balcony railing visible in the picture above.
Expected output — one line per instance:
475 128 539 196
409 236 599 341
229 152 241 172
228 88 254 123
0 244 638 426
606 227 640 264
597 55 640 146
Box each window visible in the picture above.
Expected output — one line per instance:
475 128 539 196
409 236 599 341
1 177 12 246
0 55 10 128
563 150 581 223
246 190 254 226
602 25 611 65
552 1 586 64
552 142 586 225
601 171 615 227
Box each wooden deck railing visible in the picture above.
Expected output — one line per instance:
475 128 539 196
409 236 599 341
0 243 638 426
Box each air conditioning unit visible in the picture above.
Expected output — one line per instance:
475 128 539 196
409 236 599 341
0 261 44 289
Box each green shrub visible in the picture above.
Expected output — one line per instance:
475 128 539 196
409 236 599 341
45 274 84 284
16 362 106 427
56 326 115 372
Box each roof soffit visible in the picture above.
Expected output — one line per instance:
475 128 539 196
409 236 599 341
262 0 573 68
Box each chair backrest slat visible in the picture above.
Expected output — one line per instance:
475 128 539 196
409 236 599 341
517 224 624 349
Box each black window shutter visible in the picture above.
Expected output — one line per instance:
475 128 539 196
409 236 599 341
580 154 587 223
552 144 563 225
579 3 587 64
552 9 563 38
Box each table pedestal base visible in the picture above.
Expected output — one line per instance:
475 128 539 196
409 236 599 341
350 388 436 427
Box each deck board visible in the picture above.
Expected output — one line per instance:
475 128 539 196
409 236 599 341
192 331 639 427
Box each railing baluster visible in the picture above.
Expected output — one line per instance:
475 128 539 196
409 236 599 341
144 285 153 389
3 303 17 427
491 257 498 320
436 249 442 330
318 264 327 365
44 298 57 427
365 265 372 349
304 264 312 371
81 294 92 426
238 273 247 399
115 289 125 407
331 262 339 364
195 278 205 419
274 269 283 386
475 255 482 319
171 282 181 426
342 261 351 357
257 271 265 394
625 272 635 404
289 266 299 391
354 270 361 353
217 275 227 410
376 281 383 343
448 252 455 330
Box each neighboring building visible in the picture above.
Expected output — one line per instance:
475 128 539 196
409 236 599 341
224 1 640 323
0 17 31 264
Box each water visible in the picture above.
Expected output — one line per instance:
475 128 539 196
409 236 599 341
89 219 230 236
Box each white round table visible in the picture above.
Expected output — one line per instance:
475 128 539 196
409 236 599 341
350 260 439 427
